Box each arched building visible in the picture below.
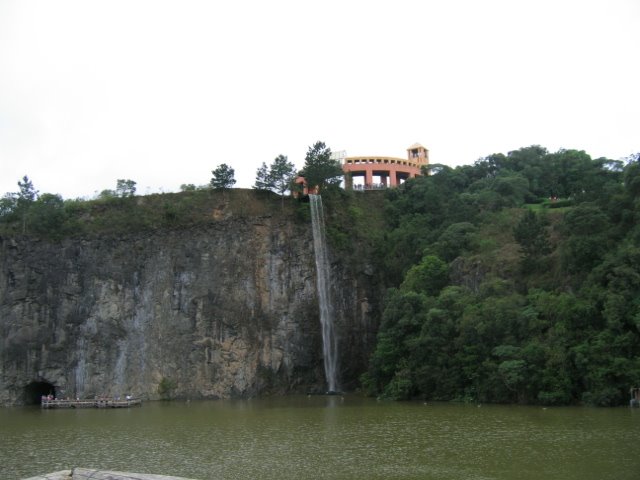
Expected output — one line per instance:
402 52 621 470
343 143 429 190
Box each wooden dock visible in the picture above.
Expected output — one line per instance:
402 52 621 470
41 398 141 409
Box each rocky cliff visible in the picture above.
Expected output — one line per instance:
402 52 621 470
0 192 382 405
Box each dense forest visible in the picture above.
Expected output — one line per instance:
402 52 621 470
2 144 639 406
359 146 640 406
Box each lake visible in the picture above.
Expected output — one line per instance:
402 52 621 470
1 395 638 479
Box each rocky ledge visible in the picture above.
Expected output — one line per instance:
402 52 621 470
24 467 199 480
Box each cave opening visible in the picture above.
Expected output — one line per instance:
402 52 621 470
24 381 56 405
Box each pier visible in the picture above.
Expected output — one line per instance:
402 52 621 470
41 398 141 409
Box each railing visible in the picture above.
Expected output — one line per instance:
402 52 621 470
344 156 423 168
352 183 389 191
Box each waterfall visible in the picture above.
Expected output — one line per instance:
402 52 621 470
309 194 339 393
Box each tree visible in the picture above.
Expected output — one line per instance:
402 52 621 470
269 154 297 196
400 255 449 297
210 164 236 189
17 175 38 203
364 288 431 396
561 204 611 274
97 189 116 200
300 141 343 192
624 155 640 199
513 210 551 272
431 222 477 261
254 155 297 207
116 179 137 197
28 193 67 237
0 193 17 221
254 162 271 190
16 175 38 233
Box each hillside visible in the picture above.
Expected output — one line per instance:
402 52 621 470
1 146 639 406
362 147 640 406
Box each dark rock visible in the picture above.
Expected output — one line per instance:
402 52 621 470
0 212 381 405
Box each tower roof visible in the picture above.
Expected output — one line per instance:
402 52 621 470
407 143 427 150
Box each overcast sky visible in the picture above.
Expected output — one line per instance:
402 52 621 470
1 0 638 199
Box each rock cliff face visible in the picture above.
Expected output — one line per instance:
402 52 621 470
0 200 381 405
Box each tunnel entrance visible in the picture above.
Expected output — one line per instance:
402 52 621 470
24 381 56 405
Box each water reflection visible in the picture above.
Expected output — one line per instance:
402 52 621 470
1 397 638 480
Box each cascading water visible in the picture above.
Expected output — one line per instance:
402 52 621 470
309 194 339 393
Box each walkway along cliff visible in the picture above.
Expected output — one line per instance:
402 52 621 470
0 190 384 405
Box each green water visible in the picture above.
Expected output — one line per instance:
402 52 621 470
1 395 638 480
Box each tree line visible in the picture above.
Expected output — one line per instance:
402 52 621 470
4 141 637 406
360 147 640 406
0 141 343 236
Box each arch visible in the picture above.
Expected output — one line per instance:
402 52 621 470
24 381 56 405
342 144 428 190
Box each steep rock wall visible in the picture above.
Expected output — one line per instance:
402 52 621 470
0 207 380 405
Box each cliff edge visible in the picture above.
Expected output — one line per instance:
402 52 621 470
0 190 383 405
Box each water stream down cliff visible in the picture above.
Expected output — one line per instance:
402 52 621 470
309 194 338 393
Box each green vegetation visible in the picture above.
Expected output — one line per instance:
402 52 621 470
2 145 638 406
0 181 296 238
254 154 297 195
362 146 640 406
0 175 39 234
157 377 177 400
315 187 386 260
210 163 236 189
253 154 298 211
299 141 343 192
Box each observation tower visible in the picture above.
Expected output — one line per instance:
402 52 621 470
342 143 429 190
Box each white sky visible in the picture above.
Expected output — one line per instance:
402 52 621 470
1 0 638 199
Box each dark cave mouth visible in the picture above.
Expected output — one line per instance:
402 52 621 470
24 381 56 405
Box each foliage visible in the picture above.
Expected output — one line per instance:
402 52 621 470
270 155 297 196
17 175 38 203
157 377 177 400
561 204 611 275
1 144 638 407
300 141 343 192
400 255 449 296
0 175 41 233
363 146 640 406
513 210 551 273
116 179 137 197
98 189 117 199
254 162 271 190
28 194 68 238
313 188 386 258
254 154 297 198
0 193 17 220
428 222 477 262
210 164 236 189
0 185 294 238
